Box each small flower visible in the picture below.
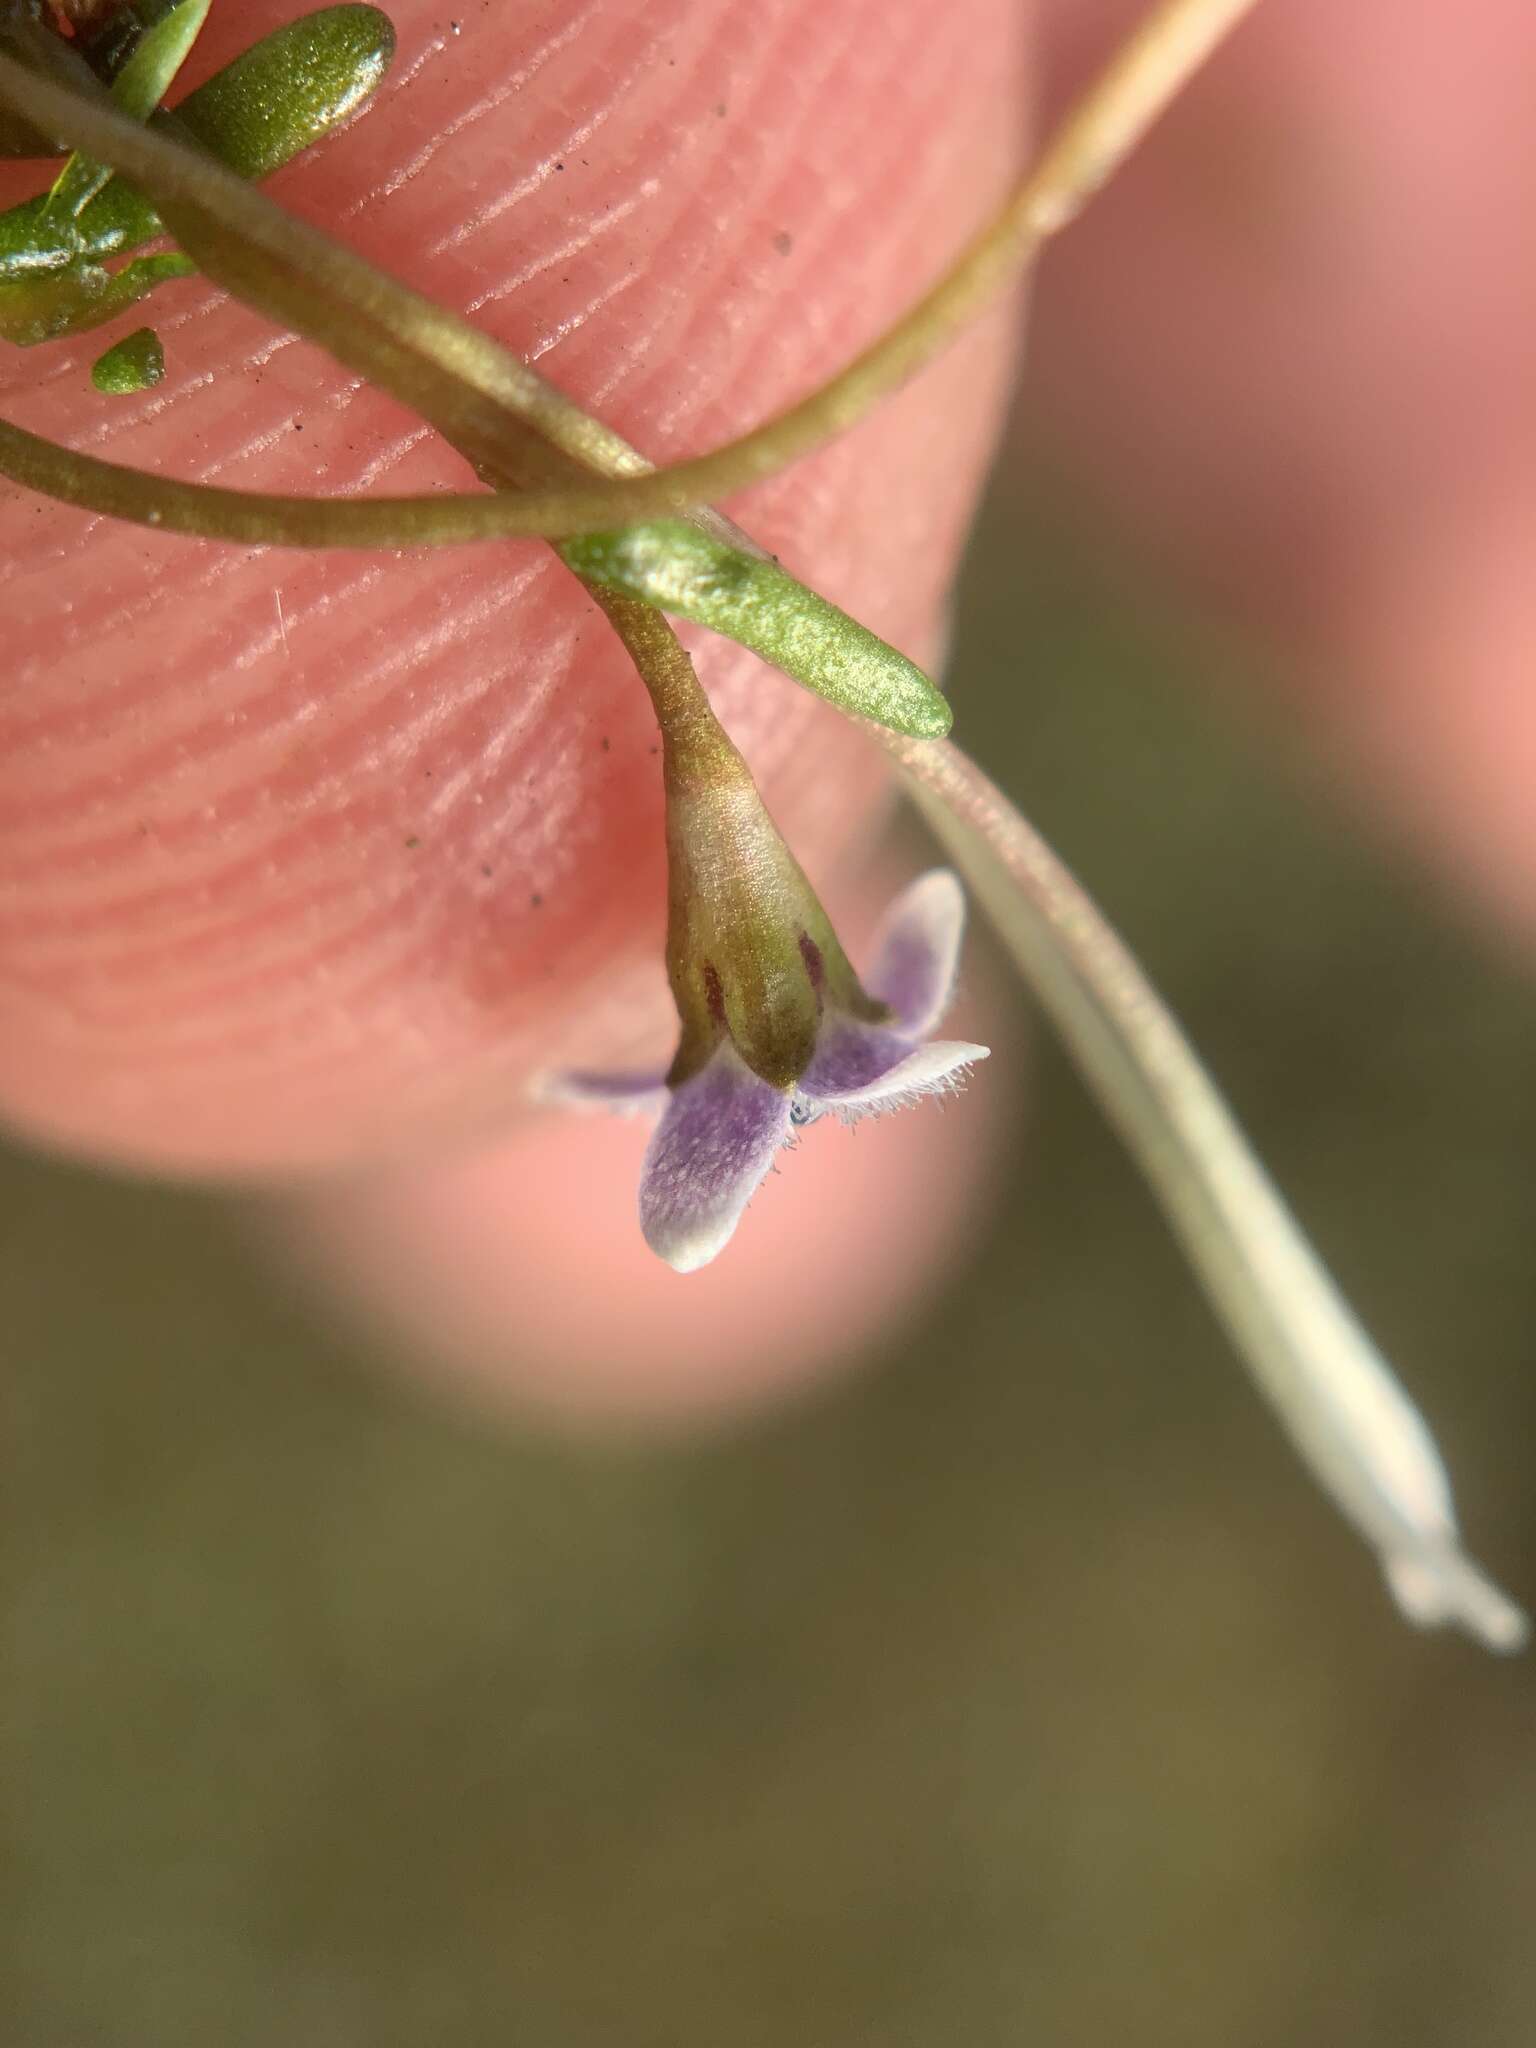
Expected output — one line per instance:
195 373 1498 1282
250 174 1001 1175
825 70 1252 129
539 600 987 1272
551 869 988 1271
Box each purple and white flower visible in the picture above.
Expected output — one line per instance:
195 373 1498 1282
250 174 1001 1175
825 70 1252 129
550 870 988 1271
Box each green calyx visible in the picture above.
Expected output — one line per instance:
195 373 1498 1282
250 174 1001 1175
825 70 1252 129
588 586 886 1093
658 695 885 1092
561 522 952 741
663 788 872 1092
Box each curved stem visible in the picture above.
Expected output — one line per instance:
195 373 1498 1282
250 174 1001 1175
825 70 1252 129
0 0 1260 545
887 732 1528 1653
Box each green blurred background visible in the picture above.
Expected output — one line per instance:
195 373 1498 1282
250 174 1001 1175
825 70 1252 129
8 465 1536 2046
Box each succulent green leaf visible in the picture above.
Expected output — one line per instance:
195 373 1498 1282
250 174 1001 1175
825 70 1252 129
561 522 952 740
1 7 396 345
98 0 214 124
43 0 213 225
177 4 397 179
90 322 166 392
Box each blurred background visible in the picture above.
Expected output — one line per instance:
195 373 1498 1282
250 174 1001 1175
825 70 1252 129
8 452 1536 2042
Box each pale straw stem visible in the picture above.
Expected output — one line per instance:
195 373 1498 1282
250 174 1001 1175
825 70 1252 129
888 733 1528 1653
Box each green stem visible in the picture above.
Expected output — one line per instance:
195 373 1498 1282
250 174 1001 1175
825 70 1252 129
581 582 727 760
0 0 1261 543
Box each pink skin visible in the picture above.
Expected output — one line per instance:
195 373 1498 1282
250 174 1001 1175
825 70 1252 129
1030 0 1536 937
0 0 1029 1415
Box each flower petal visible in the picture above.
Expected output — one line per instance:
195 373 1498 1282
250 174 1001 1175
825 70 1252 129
864 868 968 1036
799 1016 920 1099
639 1048 792 1272
536 1069 671 1117
802 1030 988 1120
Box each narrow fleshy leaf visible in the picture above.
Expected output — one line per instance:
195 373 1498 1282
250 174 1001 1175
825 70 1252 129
98 0 214 124
562 523 951 741
43 0 213 225
50 7 395 256
0 41 562 481
174 5 398 178
0 8 397 348
864 868 967 1037
639 1049 791 1273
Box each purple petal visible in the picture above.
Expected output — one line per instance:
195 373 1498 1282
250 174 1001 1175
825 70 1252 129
539 1069 671 1118
801 1034 989 1120
639 1048 792 1272
799 1016 921 1099
864 869 967 1036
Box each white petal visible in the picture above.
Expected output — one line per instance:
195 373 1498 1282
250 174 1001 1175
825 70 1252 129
864 868 968 1036
801 1038 989 1122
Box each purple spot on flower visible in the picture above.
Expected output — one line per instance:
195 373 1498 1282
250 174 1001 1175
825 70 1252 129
702 959 727 1025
